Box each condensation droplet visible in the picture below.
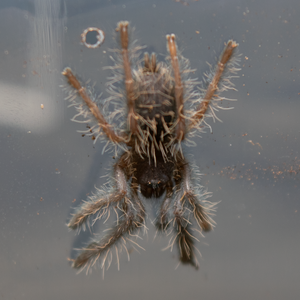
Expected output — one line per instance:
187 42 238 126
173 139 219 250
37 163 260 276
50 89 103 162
81 27 105 49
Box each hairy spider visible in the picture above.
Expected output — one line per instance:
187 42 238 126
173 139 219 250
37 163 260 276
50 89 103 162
62 21 239 272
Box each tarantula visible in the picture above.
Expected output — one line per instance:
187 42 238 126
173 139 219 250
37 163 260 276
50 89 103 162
62 21 239 272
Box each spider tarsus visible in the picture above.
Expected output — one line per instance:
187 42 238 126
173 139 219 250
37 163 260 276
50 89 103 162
199 220 212 232
116 21 129 49
166 34 176 57
72 242 99 269
177 226 199 269
221 40 238 64
62 67 81 90
68 214 86 230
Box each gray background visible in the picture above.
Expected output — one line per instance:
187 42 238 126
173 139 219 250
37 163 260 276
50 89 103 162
0 0 299 299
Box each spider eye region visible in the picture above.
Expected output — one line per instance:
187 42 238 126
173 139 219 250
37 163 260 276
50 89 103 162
147 180 162 189
138 163 170 199
141 179 166 199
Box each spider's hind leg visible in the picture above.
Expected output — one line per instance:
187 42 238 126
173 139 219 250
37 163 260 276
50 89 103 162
116 21 139 136
166 34 185 142
189 40 238 129
62 68 124 144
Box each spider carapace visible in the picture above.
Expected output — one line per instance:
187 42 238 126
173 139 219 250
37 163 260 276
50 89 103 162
63 21 239 272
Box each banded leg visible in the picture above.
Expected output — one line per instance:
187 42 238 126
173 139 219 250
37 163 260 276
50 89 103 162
62 68 125 143
116 21 139 135
189 40 238 129
167 34 185 141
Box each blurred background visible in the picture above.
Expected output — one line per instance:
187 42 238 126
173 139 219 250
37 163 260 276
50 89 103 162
0 0 299 299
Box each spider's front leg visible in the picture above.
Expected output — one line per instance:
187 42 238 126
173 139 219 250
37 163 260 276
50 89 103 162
72 190 145 270
68 152 131 230
163 157 215 268
69 153 146 270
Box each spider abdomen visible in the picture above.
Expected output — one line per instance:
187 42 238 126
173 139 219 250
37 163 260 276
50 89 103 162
134 72 176 137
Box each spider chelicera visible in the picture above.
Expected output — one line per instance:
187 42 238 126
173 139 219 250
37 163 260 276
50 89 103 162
62 21 239 272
